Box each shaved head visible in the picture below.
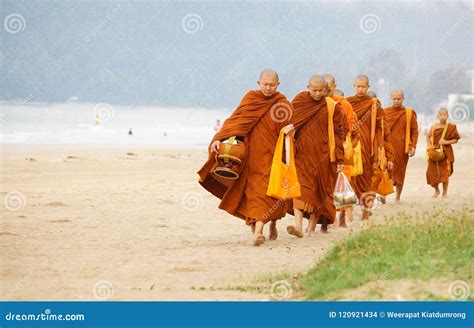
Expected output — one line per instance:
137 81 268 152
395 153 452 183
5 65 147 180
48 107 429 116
257 69 280 97
391 89 404 108
355 74 369 84
334 89 344 97
437 107 449 123
322 74 336 97
322 74 336 85
307 75 327 101
367 91 377 98
259 68 279 82
353 74 370 97
308 75 326 86
391 89 404 97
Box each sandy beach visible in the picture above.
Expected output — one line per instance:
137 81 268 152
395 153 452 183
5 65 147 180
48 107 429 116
1 131 472 301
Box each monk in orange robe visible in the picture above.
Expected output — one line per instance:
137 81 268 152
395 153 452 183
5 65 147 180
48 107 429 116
198 69 295 246
286 75 345 237
346 75 384 220
426 108 460 198
384 89 419 202
323 74 360 227
367 92 394 205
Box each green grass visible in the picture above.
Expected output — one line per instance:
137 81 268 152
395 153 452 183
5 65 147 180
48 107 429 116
300 207 474 300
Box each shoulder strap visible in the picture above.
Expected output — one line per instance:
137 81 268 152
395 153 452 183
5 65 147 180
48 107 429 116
326 97 336 162
405 107 413 153
370 99 377 156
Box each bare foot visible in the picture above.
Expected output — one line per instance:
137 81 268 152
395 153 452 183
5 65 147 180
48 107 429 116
442 194 448 199
377 195 386 204
253 235 265 246
432 190 440 198
320 217 329 233
250 222 256 234
338 212 347 228
287 225 304 238
361 210 370 221
307 230 317 237
269 221 278 240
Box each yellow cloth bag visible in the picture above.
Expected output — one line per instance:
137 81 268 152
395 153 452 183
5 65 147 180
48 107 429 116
377 169 394 196
266 128 301 200
350 140 363 176
343 134 354 165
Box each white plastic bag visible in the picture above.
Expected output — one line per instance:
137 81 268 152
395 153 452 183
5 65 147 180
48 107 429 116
333 172 357 209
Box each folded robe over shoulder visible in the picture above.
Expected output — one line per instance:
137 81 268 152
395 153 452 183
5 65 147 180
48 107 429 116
198 90 292 224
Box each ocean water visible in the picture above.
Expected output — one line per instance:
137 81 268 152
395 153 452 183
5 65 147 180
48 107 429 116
0 102 231 147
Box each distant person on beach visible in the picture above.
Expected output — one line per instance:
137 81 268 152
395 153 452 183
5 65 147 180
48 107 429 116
198 69 295 246
384 89 419 202
286 75 345 238
128 128 133 136
214 120 222 133
426 108 460 198
95 115 100 126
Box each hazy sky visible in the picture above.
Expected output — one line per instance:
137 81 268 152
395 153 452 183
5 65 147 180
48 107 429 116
1 1 472 111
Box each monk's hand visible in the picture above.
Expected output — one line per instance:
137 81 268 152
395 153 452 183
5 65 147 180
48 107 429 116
336 164 344 173
387 161 394 171
409 147 416 157
210 140 221 153
283 124 295 135
438 140 448 145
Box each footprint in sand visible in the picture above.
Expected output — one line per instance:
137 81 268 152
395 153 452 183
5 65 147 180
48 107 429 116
45 202 69 207
48 219 72 223
0 232 19 236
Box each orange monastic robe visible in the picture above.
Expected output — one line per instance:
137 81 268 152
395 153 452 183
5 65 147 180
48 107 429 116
346 95 384 198
198 90 292 225
384 106 419 186
287 92 345 224
426 123 460 187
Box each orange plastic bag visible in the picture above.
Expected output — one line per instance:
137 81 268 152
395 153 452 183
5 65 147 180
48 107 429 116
266 128 301 200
